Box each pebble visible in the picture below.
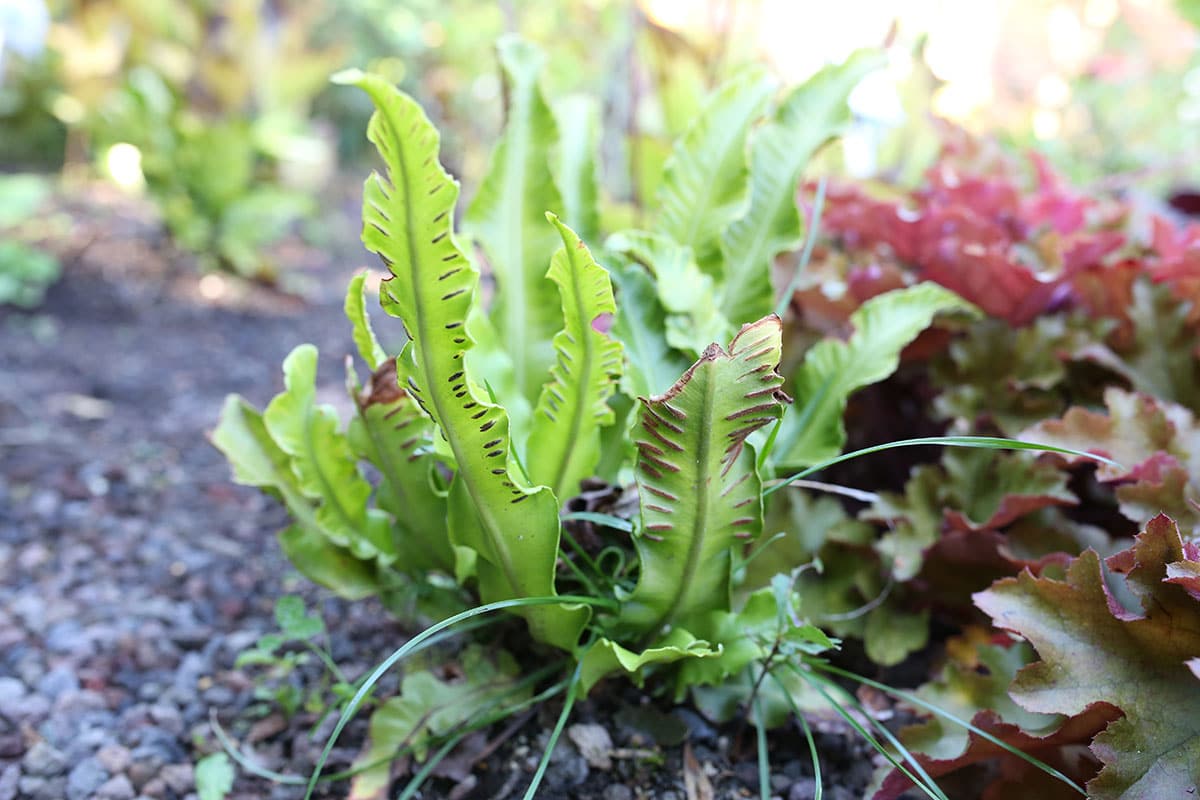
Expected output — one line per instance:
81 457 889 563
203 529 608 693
21 741 67 777
0 764 18 800
0 677 26 705
18 775 67 800
157 763 193 794
96 774 136 800
66 758 109 800
96 744 133 774
37 664 80 699
789 778 819 800
603 786 634 800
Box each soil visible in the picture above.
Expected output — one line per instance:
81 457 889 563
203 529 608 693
0 190 885 800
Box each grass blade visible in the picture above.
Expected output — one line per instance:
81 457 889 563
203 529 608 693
754 695 771 800
302 595 616 799
521 658 586 800
767 671 822 800
811 662 1086 796
786 663 947 800
765 436 1121 498
774 176 827 319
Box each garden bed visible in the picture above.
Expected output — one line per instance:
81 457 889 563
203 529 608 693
0 215 883 800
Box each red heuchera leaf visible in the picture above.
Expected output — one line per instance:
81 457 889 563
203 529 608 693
1145 216 1200 327
1019 387 1191 481
814 137 1200 333
1019 387 1200 533
816 145 1120 325
975 516 1200 799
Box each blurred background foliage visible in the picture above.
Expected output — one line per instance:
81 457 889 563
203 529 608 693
0 0 1197 286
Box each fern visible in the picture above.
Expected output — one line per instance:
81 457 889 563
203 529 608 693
339 70 587 651
526 214 624 501
617 316 790 639
464 36 566 411
656 67 776 275
719 50 883 324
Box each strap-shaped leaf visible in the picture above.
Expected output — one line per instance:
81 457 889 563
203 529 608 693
526 214 623 501
607 230 732 356
464 36 565 409
347 359 454 575
554 94 601 243
212 396 385 600
619 316 790 638
656 67 775 275
719 50 883 324
344 272 389 371
610 262 690 400
263 345 395 562
339 70 587 651
775 283 979 468
343 275 451 572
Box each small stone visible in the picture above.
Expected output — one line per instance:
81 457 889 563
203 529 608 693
96 744 132 774
95 775 136 800
127 761 160 790
8 693 50 722
148 704 183 735
788 779 818 800
22 741 68 777
37 665 80 699
138 777 166 798
0 764 18 800
771 773 791 791
18 775 67 800
0 734 24 759
566 723 613 770
45 620 89 655
603 786 633 800
53 688 107 715
672 708 718 744
158 763 193 794
0 677 27 705
66 758 109 800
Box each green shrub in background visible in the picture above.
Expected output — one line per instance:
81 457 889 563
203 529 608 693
0 173 59 307
1 0 344 279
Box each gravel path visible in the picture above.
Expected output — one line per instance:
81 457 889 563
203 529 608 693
0 242 387 800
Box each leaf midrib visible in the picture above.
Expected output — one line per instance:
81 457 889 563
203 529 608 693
720 125 804 321
645 364 717 635
384 110 526 598
547 250 597 499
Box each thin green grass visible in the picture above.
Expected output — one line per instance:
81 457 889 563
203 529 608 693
754 695 771 800
811 662 1086 796
768 671 822 800
775 175 828 319
302 595 618 800
521 656 587 800
766 436 1120 498
787 663 948 800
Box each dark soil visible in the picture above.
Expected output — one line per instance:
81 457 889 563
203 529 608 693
0 192 883 800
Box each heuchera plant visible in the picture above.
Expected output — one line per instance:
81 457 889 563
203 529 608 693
211 36 1185 800
786 128 1200 797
